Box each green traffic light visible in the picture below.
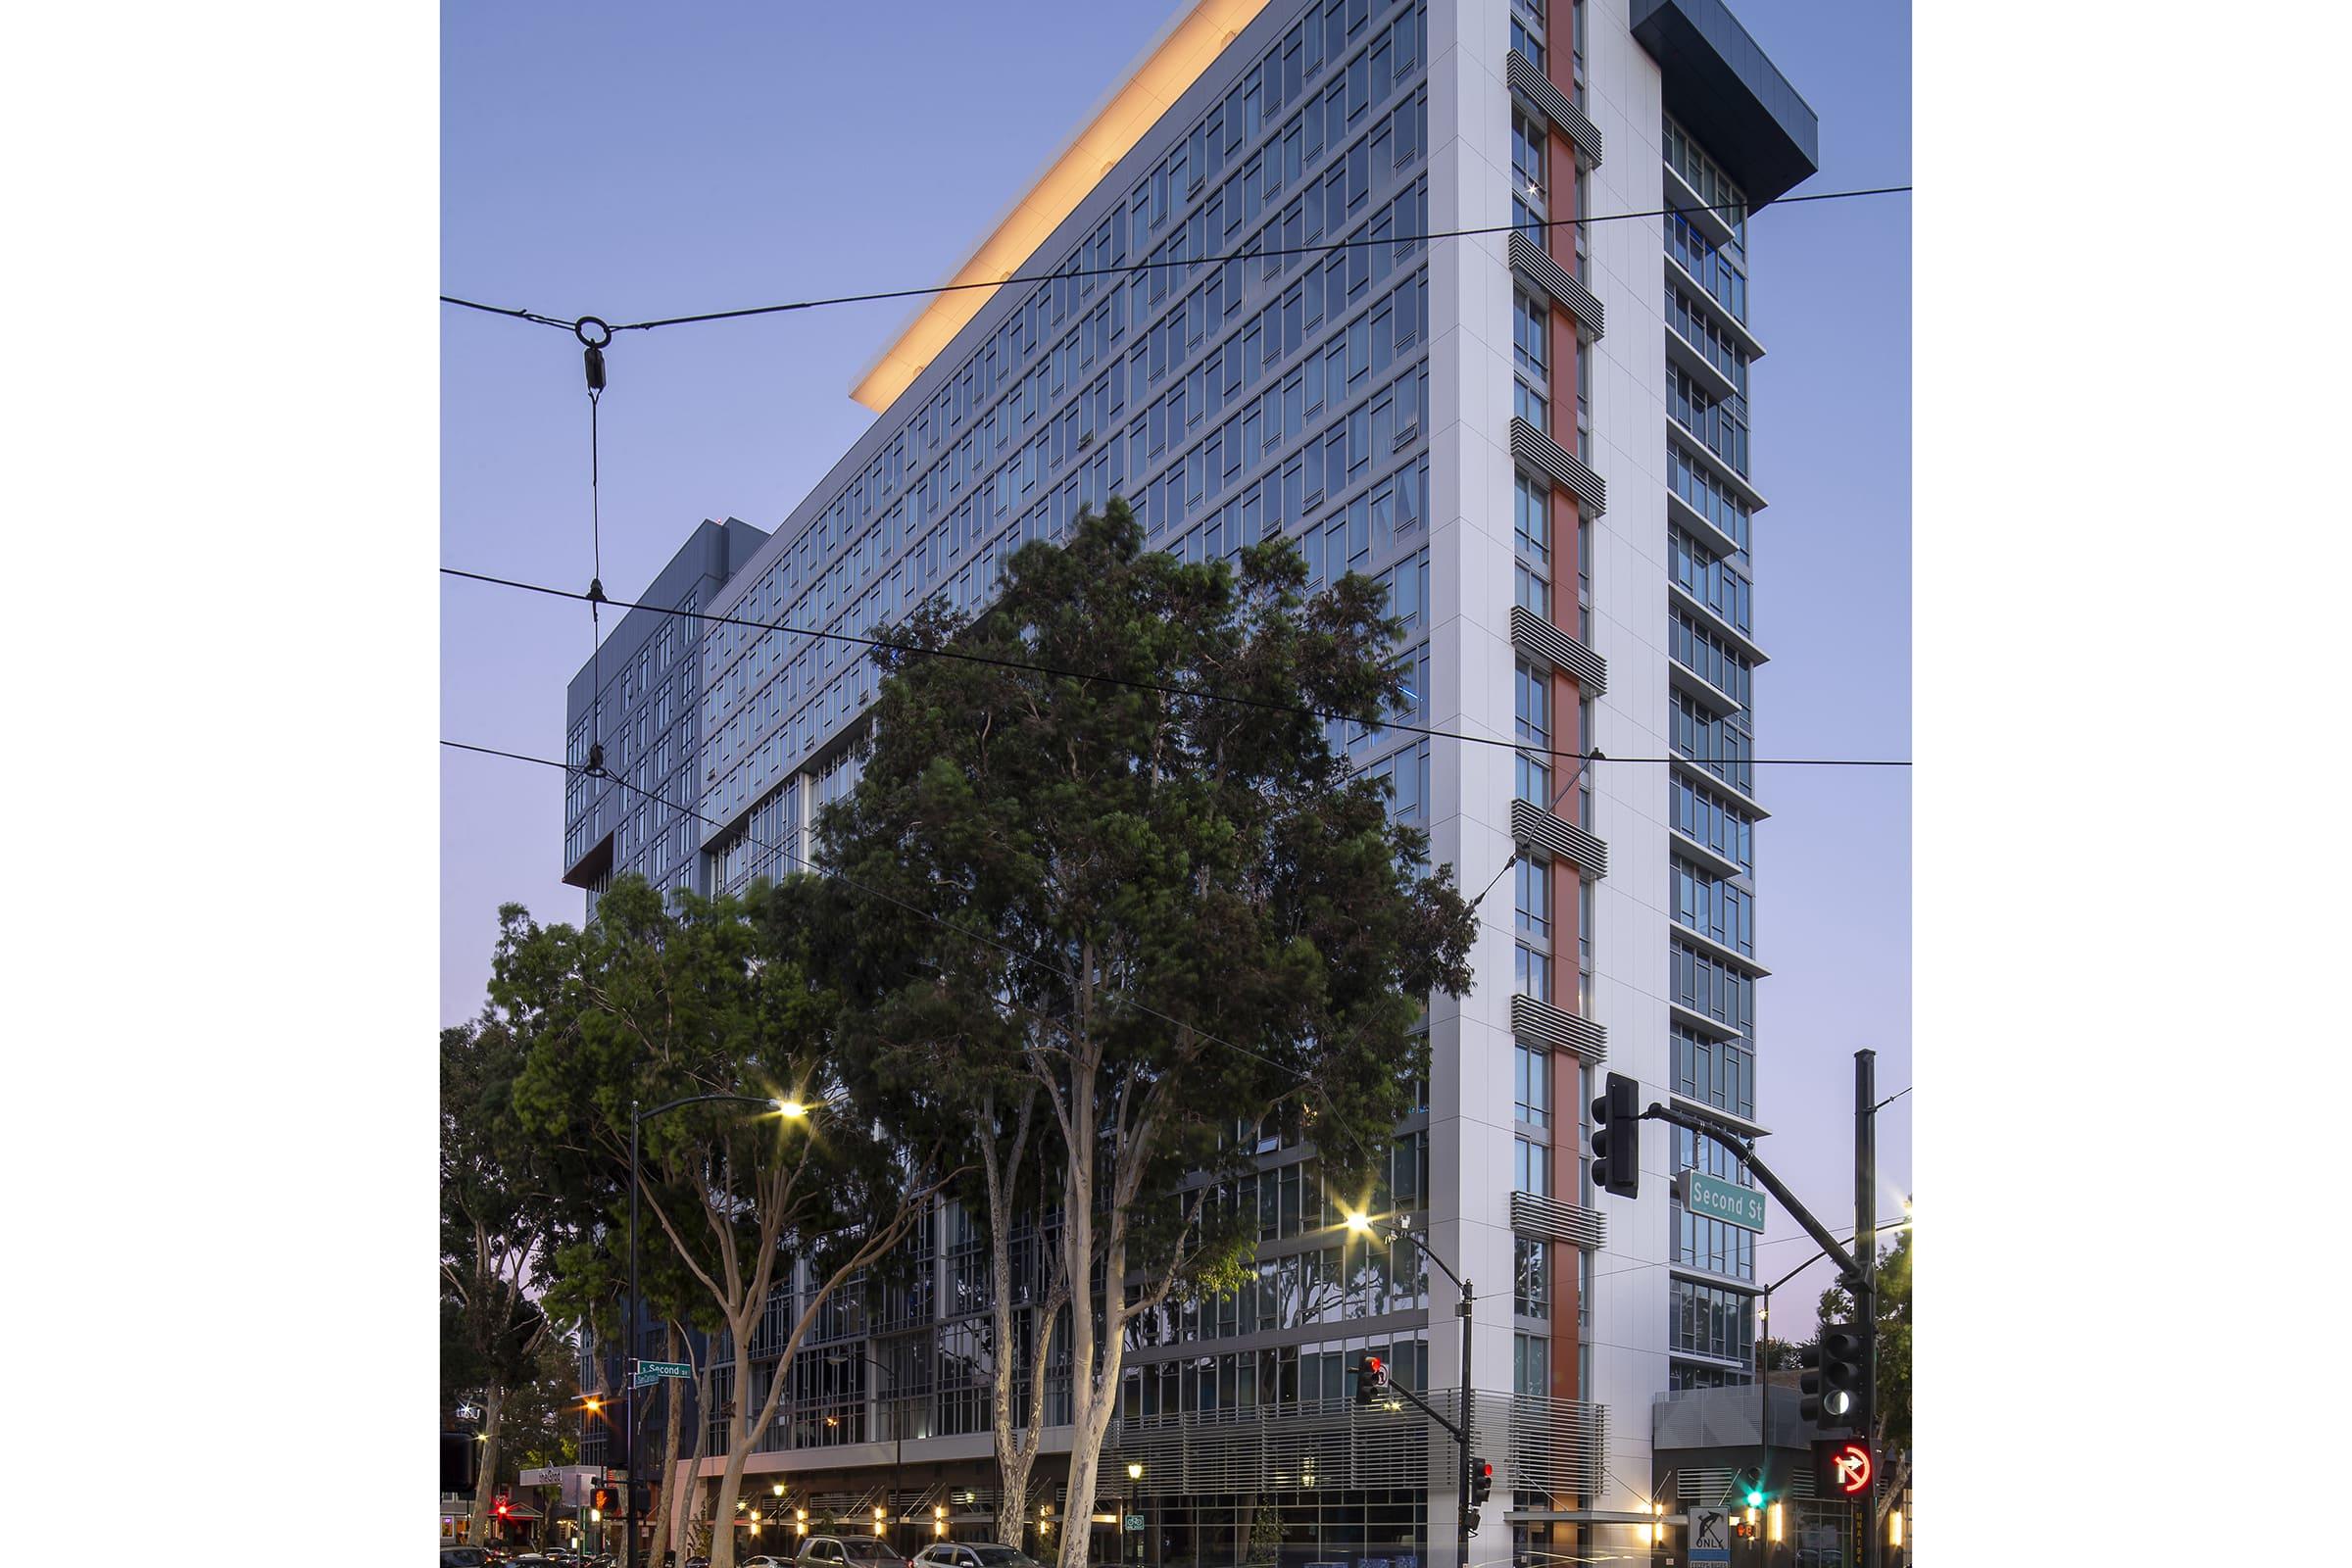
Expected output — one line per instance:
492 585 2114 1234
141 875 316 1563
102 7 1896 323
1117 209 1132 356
1744 1489 1764 1508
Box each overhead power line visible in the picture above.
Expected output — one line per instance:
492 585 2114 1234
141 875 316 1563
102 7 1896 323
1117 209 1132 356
441 737 1323 1090
439 184 1910 337
441 566 1911 772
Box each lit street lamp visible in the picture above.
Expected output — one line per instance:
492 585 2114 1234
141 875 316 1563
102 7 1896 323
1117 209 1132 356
1125 1462 1144 1567
626 1093 813 1568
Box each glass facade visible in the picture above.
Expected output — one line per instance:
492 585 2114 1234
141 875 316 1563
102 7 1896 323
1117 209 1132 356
1660 110 1762 1391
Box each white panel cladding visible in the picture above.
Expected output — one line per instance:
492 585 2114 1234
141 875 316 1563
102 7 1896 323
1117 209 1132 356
1422 5 1519 1563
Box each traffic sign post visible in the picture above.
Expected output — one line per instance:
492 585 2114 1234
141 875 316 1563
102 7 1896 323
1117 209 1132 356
1814 1438 1873 1499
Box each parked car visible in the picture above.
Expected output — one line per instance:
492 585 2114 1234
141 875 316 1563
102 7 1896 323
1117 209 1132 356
797 1537 910 1568
442 1551 490 1568
913 1544 1041 1568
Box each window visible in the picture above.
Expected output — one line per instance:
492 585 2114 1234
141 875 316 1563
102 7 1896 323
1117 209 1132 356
1515 855 1550 939
1514 941 1551 1004
1515 659 1550 805
1668 443 1752 555
1670 773 1755 872
1669 526 1752 635
1510 108 1546 208
1672 857 1754 955
1514 1236 1548 1320
1515 1042 1549 1128
1513 1331 1550 1396
1514 471 1550 619
1513 1136 1550 1198
1512 289 1548 427
1669 1279 1755 1367
1669 692 1752 794
1672 1027 1754 1118
1671 942 1754 1035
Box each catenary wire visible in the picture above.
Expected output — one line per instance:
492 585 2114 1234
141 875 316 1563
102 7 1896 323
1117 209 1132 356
439 185 1911 335
441 565 1911 771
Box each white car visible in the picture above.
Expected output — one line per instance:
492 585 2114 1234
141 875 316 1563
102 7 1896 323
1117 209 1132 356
911 1545 1041 1568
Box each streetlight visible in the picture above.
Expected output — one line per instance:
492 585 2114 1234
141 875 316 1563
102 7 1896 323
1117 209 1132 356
1343 1209 1475 1566
627 1092 818 1568
1125 1462 1144 1567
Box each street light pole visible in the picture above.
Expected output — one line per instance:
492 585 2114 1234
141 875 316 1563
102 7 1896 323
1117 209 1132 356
626 1092 809 1568
1346 1212 1473 1568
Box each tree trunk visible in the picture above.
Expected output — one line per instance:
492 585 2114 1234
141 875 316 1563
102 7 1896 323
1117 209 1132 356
467 1383 507 1545
649 1323 684 1565
670 1348 713 1567
708 1328 758 1568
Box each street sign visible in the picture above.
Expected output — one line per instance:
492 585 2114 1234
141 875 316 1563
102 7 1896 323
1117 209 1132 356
633 1358 692 1382
1124 1515 1145 1533
1679 1169 1766 1233
1814 1438 1874 1498
1687 1507 1732 1568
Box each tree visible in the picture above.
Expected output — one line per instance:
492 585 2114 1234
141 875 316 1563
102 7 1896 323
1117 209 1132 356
442 1017 568 1545
818 503 1478 1568
496 877 955 1568
1817 1228 1913 1526
822 886 1073 1549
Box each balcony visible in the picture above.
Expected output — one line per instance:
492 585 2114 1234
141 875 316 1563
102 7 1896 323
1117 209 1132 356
1669 917 1769 978
1511 991 1607 1063
1667 580 1766 665
1510 416 1606 517
1508 230 1604 340
1664 315 1740 405
1662 159 1740 251
1510 603 1608 697
1664 250 1766 361
1510 1190 1606 1250
1506 50 1603 167
1664 410 1767 514
1666 486 1745 563
1511 796 1608 881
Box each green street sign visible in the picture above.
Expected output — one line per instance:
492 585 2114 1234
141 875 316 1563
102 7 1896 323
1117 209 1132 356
1680 1170 1766 1234
632 1358 692 1387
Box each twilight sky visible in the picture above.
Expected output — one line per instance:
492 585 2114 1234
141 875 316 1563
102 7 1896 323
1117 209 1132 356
441 0 1911 1272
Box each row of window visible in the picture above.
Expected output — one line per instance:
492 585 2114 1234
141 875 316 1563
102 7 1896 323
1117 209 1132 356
1668 524 1751 635
1668 442 1753 555
1666 365 1751 477
1670 691 1754 794
1663 116 1748 250
1671 941 1756 1036
1670 772 1755 872
1672 1026 1755 1119
1669 1278 1755 1364
1672 856 1756 956
1666 283 1750 396
1665 210 1747 322
1121 1334 1431 1422
1669 609 1754 708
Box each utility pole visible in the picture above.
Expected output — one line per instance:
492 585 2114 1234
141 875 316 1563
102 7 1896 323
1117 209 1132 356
1853 1051 1880 1568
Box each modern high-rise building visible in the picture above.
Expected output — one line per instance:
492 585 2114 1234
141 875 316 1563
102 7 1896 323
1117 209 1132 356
564 515 770 911
565 3 1813 1563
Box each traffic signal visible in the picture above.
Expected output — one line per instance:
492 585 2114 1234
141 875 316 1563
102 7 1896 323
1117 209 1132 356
1354 1354 1390 1406
590 1484 620 1513
1589 1072 1640 1199
1464 1508 1482 1537
1737 1466 1764 1509
495 1495 512 1520
1799 1321 1866 1429
1472 1458 1493 1504
1813 1438 1875 1499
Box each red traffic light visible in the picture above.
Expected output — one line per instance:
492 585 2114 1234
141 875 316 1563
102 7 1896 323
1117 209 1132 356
1814 1439 1874 1497
495 1496 512 1518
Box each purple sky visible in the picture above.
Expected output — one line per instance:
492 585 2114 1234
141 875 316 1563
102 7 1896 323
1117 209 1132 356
441 1 1910 1272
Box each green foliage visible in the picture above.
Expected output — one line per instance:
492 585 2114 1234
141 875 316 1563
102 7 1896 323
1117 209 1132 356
441 1018 563 1405
820 500 1475 1214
